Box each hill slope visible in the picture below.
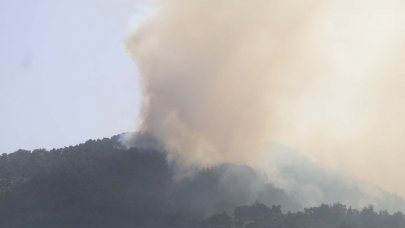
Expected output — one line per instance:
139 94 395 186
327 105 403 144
0 136 296 227
0 135 404 228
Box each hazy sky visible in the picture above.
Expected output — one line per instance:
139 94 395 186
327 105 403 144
0 0 148 153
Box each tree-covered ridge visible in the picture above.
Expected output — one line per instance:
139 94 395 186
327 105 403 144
0 137 181 227
0 136 295 227
200 202 405 228
0 135 404 228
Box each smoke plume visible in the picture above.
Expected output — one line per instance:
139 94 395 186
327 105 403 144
126 0 405 198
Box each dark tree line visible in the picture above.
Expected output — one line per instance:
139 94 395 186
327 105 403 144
199 202 405 228
0 135 403 228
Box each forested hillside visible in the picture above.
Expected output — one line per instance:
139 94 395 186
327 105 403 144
199 202 405 228
0 135 403 228
0 136 296 227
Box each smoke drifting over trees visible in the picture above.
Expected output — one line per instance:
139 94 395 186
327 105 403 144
1 135 404 227
3 0 405 227
126 0 405 198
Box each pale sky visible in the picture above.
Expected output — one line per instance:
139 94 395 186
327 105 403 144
0 0 148 153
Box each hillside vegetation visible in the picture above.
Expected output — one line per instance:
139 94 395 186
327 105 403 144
0 136 403 228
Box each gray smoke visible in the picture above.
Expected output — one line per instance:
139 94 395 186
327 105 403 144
126 0 405 198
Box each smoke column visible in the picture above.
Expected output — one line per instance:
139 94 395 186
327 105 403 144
127 0 405 197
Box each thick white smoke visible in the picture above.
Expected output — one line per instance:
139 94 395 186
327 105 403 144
126 0 405 198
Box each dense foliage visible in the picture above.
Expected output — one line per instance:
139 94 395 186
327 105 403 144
0 135 403 228
0 136 295 227
199 202 405 228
